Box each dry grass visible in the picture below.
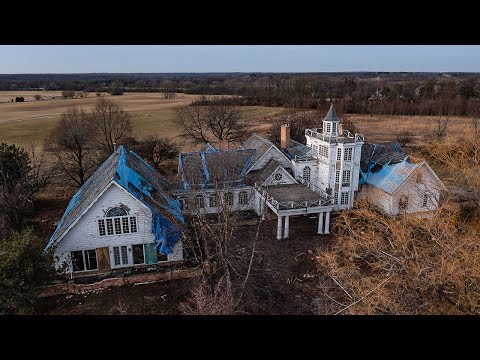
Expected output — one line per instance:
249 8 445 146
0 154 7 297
346 114 472 143
0 92 281 149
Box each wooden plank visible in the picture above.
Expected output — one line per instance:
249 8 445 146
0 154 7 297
96 247 111 271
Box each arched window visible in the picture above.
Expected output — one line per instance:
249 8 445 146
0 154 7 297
224 192 234 206
106 207 127 217
238 191 248 205
196 195 205 208
303 166 311 182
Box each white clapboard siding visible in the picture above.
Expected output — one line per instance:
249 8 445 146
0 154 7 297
54 181 183 271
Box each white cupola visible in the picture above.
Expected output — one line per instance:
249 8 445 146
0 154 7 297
322 103 340 137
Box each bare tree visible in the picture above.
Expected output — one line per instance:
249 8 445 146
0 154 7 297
132 136 179 173
90 98 132 157
267 109 319 144
435 115 451 138
162 80 176 99
174 98 247 146
45 107 97 187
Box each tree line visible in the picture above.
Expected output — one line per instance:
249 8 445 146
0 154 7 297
3 73 480 116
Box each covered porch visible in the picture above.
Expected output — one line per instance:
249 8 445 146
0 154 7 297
254 184 334 240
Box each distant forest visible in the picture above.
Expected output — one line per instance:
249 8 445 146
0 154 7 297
2 72 480 116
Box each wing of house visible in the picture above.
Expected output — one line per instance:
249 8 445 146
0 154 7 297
48 146 184 274
360 142 446 215
242 134 292 172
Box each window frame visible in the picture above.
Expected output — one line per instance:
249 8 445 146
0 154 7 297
335 170 340 184
209 194 218 208
340 192 349 205
344 147 353 161
303 166 311 182
195 195 205 209
224 192 234 206
238 191 248 205
71 249 98 272
342 170 351 186
336 148 342 161
98 215 138 237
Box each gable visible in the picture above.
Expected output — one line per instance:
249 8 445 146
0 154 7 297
53 182 153 250
394 162 446 195
262 166 297 186
248 146 292 172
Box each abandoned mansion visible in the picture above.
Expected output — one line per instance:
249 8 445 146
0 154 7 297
48 105 446 274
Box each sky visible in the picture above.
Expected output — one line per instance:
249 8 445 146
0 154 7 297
0 45 479 73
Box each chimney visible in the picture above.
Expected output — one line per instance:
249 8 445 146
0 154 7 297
338 123 344 135
281 124 290 149
113 142 117 152
218 139 229 151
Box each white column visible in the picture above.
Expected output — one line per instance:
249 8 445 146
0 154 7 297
324 211 331 234
317 212 324 235
284 216 290 239
277 216 283 240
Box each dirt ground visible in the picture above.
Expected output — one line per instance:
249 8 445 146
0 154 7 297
35 214 333 315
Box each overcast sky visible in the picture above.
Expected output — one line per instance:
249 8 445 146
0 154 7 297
0 45 479 73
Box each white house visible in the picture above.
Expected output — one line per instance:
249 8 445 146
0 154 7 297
47 146 184 275
176 104 446 236
359 142 446 215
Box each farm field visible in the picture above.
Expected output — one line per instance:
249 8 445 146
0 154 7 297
0 92 282 148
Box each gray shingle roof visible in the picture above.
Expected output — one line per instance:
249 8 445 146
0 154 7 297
323 104 340 123
246 159 283 185
242 134 274 165
179 149 256 188
283 139 312 159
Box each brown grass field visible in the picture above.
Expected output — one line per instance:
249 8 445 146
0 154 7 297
0 92 282 149
0 91 473 150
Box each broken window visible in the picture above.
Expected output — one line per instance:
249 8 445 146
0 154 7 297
238 191 248 205
71 249 98 272
106 218 114 235
132 244 145 265
344 148 353 161
130 217 137 233
303 166 311 182
100 215 136 236
98 219 106 236
114 218 122 234
122 217 129 233
106 207 127 217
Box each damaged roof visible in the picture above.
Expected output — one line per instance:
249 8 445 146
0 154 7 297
179 148 255 188
242 134 275 165
47 146 183 254
282 139 313 159
361 142 407 173
362 160 423 194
